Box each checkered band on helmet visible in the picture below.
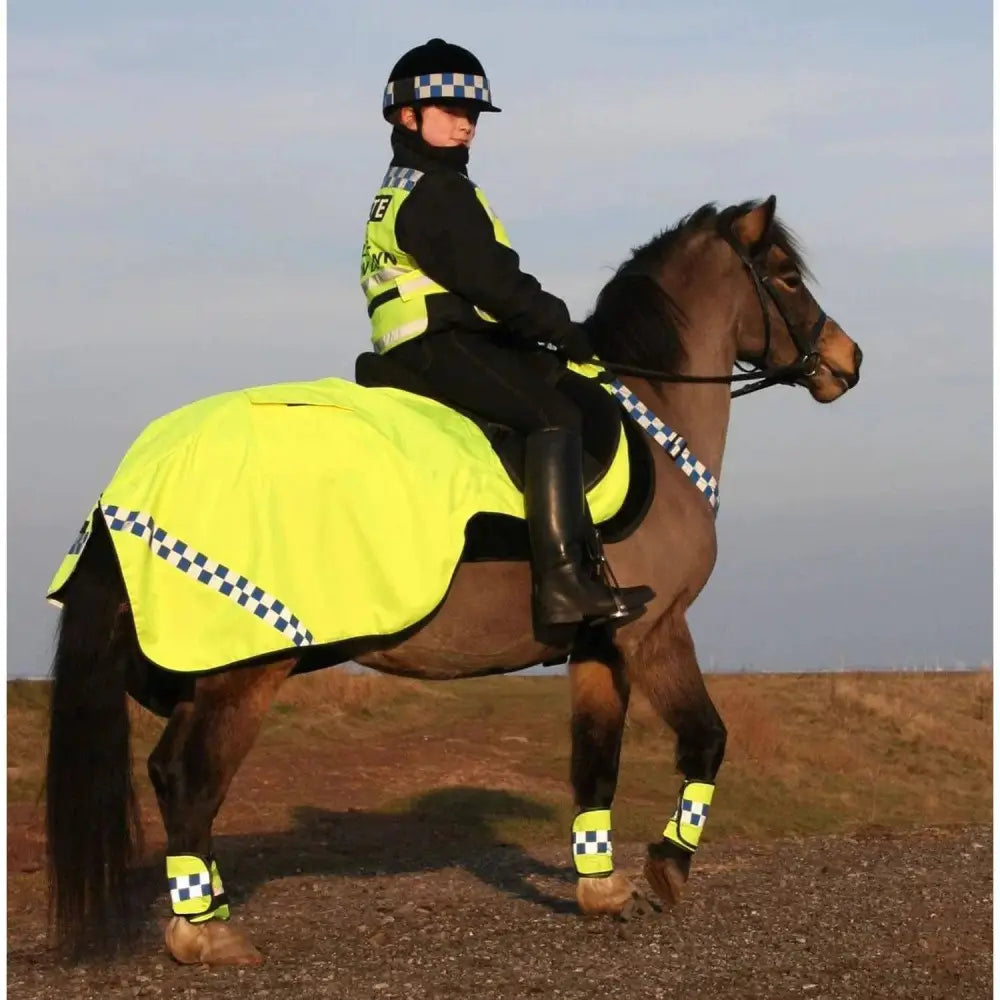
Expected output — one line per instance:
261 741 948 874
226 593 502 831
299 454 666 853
383 72 496 116
382 38 501 120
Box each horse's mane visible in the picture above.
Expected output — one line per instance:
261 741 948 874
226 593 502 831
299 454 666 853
584 200 811 373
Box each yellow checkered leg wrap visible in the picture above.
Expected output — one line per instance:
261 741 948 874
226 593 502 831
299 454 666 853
166 854 231 922
571 809 614 876
662 780 715 852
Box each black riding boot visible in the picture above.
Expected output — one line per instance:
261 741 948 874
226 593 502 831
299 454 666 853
524 426 654 633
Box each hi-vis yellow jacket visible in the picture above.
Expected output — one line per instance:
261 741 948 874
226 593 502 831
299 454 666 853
361 165 512 353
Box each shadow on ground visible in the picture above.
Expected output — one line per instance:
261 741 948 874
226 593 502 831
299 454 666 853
131 786 578 925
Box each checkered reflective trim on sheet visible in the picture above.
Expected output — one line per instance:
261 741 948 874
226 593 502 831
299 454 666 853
605 378 720 514
68 520 92 555
100 505 315 647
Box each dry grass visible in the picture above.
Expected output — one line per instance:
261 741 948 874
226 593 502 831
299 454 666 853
628 683 789 764
6 669 431 803
695 670 993 838
275 667 425 714
7 668 992 847
265 667 431 734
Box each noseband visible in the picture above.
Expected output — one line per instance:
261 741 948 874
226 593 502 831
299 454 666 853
731 248 826 397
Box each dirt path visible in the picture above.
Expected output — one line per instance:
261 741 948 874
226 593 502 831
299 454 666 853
7 825 991 999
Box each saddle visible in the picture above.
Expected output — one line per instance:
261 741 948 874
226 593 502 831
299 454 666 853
354 351 654 560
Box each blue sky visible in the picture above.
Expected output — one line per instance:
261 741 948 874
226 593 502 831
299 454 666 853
6 2 993 677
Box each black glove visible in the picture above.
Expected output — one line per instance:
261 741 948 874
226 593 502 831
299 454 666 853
554 323 595 363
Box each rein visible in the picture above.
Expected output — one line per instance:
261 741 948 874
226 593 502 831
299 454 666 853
597 241 825 399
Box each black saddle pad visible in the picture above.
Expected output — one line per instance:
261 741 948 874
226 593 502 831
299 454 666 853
354 350 654 562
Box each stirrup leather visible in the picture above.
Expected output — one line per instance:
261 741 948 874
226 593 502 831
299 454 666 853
584 524 638 620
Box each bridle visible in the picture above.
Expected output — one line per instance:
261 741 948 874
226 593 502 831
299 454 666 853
598 239 827 399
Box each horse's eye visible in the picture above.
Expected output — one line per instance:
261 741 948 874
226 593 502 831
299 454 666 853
778 273 802 290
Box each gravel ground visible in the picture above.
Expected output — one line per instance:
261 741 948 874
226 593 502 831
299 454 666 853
6 825 992 999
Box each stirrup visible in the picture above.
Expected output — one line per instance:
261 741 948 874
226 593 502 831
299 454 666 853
583 593 649 629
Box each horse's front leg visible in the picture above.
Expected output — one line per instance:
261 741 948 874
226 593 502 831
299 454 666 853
626 614 726 907
568 631 648 917
147 659 294 966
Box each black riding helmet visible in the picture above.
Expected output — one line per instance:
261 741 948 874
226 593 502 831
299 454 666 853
382 38 502 121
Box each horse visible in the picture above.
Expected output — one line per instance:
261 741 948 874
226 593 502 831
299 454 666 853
45 195 862 965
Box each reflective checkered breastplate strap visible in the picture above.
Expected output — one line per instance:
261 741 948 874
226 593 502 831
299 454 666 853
605 378 720 514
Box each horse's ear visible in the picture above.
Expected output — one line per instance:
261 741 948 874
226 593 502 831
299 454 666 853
731 195 777 252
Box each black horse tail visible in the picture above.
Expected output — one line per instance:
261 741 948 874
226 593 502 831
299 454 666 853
46 517 143 957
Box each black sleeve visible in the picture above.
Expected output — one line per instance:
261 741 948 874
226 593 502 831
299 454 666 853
394 170 574 346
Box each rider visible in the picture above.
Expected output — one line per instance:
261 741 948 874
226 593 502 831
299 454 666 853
361 38 653 634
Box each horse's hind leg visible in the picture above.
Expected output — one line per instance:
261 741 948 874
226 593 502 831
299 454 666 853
147 659 295 966
569 630 648 917
625 613 726 907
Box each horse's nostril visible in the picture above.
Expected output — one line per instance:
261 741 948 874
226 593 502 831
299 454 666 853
854 344 863 370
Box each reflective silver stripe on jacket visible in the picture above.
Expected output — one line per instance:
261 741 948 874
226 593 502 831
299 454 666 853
361 267 408 294
372 319 428 354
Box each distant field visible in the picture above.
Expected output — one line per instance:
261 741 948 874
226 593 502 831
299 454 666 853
8 669 991 846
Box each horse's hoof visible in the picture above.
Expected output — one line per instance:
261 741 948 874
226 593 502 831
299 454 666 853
643 853 688 907
577 872 644 916
620 892 662 922
165 916 264 966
